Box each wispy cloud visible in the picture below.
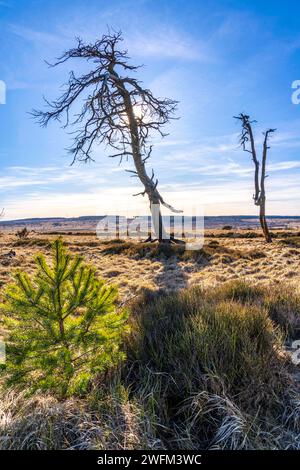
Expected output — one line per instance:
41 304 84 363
1 186 147 220
268 161 300 171
2 164 300 220
8 24 64 46
2 3 300 218
0 165 109 192
178 159 300 177
127 29 211 61
163 134 240 163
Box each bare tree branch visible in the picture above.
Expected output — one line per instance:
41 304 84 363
234 113 260 204
235 113 275 242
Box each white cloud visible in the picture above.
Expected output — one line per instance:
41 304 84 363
8 24 63 46
1 186 147 220
0 165 108 191
127 29 211 61
268 161 300 171
163 134 240 163
2 168 300 220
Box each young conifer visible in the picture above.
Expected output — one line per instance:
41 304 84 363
0 239 129 397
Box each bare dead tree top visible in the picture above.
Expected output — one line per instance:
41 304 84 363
32 31 178 165
234 113 276 153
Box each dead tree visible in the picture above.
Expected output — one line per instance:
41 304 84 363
32 32 182 243
235 113 275 243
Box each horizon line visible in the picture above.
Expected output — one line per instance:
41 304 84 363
1 214 300 224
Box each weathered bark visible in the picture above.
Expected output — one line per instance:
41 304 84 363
259 197 272 243
245 118 260 203
259 130 273 243
117 81 183 242
113 75 175 241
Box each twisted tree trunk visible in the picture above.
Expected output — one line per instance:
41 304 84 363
115 74 179 242
259 197 272 243
260 131 272 243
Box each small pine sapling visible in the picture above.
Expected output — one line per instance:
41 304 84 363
0 239 129 397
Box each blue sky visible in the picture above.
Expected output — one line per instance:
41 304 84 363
1 0 300 219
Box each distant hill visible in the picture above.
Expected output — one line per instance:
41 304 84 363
0 215 300 231
0 216 106 226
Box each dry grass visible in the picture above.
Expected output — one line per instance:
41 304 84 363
280 236 300 248
215 280 300 338
1 229 299 301
1 280 300 450
0 230 300 449
0 389 161 450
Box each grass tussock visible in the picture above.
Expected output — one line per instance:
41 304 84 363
13 238 51 248
264 290 300 339
0 390 100 450
210 231 262 239
280 236 300 248
100 240 266 263
122 286 296 449
209 230 300 239
216 280 300 339
0 389 160 450
1 280 300 450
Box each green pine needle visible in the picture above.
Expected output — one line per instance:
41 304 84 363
0 238 129 397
